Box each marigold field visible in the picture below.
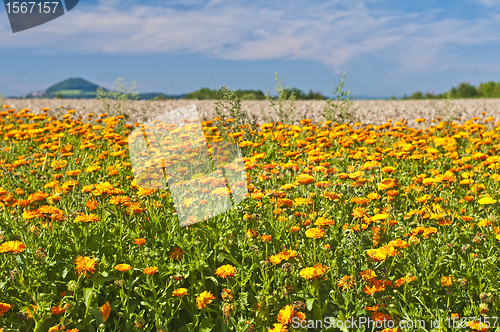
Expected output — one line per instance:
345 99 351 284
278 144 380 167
1 104 500 332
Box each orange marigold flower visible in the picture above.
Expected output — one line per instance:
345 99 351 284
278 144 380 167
0 240 26 254
109 195 132 206
169 247 183 260
215 264 237 279
144 266 157 275
196 291 216 309
23 209 43 219
66 170 81 177
0 302 12 317
74 212 100 223
101 301 111 322
85 199 99 211
394 275 417 288
387 239 409 248
51 305 66 315
296 174 315 185
221 288 234 301
114 264 132 272
351 207 366 219
134 238 146 246
338 275 355 290
74 256 97 277
261 234 272 242
172 288 189 298
277 305 295 325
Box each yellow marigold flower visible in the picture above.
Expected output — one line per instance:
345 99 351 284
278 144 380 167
143 266 157 275
277 305 295 325
211 187 230 197
48 324 65 332
196 291 216 309
172 288 189 298
299 263 328 280
100 301 111 323
294 197 313 206
215 265 237 279
0 240 26 254
305 227 326 239
299 267 317 280
268 323 288 332
441 276 455 286
478 196 497 205
114 264 132 272
269 254 283 265
367 193 382 201
74 256 97 277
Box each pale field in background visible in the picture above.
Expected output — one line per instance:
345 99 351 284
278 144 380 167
4 98 500 128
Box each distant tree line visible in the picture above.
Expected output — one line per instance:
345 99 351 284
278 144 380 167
402 81 500 100
184 87 325 100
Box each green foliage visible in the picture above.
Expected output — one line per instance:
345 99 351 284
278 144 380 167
214 86 258 142
323 72 355 124
410 91 423 100
265 73 297 125
405 80 500 100
186 86 323 101
155 94 165 101
186 88 221 100
97 78 138 117
56 92 63 99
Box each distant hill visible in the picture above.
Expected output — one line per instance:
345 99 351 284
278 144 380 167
19 78 187 100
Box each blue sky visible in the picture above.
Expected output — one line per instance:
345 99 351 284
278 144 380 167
1 0 500 98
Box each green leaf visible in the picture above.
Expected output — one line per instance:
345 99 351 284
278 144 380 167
200 317 215 332
306 298 315 311
83 288 93 308
89 307 104 326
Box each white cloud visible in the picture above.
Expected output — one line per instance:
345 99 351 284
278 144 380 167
1 0 500 73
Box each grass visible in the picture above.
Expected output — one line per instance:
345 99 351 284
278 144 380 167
0 81 500 332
